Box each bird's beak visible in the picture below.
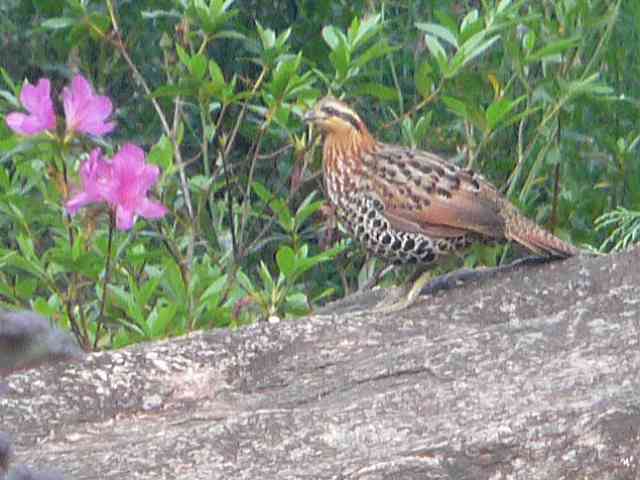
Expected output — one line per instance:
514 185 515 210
303 110 317 124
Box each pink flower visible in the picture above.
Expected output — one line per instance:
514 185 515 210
66 148 113 216
105 144 168 230
6 78 57 136
66 144 167 230
62 74 116 136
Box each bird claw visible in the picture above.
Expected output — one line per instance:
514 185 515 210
371 269 434 314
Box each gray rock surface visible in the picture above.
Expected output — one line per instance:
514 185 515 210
0 311 84 376
1 248 640 479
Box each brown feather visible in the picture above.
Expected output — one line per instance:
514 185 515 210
366 144 506 240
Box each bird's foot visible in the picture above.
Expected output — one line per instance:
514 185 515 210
371 269 434 314
371 255 554 314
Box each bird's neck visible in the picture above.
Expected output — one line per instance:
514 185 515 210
322 127 377 208
323 127 376 172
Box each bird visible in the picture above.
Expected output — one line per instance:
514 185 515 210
303 95 580 312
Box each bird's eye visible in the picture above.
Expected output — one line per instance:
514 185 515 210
320 106 361 131
322 107 341 117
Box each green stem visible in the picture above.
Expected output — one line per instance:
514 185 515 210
94 210 115 350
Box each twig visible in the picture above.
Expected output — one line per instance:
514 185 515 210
381 83 443 129
218 67 269 262
238 127 267 249
256 143 293 160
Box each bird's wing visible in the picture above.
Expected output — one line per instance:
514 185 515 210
364 144 507 240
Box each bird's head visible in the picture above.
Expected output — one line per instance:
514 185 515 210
304 96 369 136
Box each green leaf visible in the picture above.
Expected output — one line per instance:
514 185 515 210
86 13 111 40
294 192 322 227
352 83 398 102
162 257 187 303
460 10 479 35
560 74 613 98
176 44 190 68
148 135 174 171
16 278 38 300
322 25 343 51
150 83 199 98
523 30 536 53
208 59 225 87
41 17 75 30
258 261 275 292
0 67 18 95
352 40 397 70
236 270 255 294
189 53 207 80
268 53 301 99
448 32 500 78
32 297 58 318
497 0 513 13
185 0 238 35
200 274 228 302
416 22 458 48
148 135 173 172
252 182 294 232
256 21 275 50
415 62 433 97
442 96 468 119
147 303 177 338
525 36 580 63
329 39 350 81
486 96 525 131
283 292 309 316
423 34 449 73
275 28 292 50
139 275 162 308
349 14 382 49
71 233 83 262
276 245 296 279
252 181 274 204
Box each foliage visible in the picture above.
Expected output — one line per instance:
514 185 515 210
0 0 638 350
596 207 640 253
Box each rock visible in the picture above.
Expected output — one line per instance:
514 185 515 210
6 465 65 480
0 311 84 376
1 249 640 479
0 431 11 475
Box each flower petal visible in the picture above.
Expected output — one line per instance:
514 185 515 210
139 164 161 191
66 192 96 216
6 78 56 136
137 198 168 220
63 74 115 137
78 96 115 136
6 113 29 135
114 205 136 231
65 148 113 216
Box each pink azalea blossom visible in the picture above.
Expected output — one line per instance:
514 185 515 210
6 78 57 136
105 144 167 230
66 148 113 216
62 74 116 136
66 144 167 231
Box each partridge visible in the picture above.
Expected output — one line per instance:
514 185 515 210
304 96 578 311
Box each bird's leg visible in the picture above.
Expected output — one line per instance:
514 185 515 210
371 265 434 314
358 263 395 292
372 255 555 314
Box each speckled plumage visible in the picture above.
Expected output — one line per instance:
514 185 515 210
305 96 579 267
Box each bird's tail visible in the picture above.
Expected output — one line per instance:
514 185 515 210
502 204 580 258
